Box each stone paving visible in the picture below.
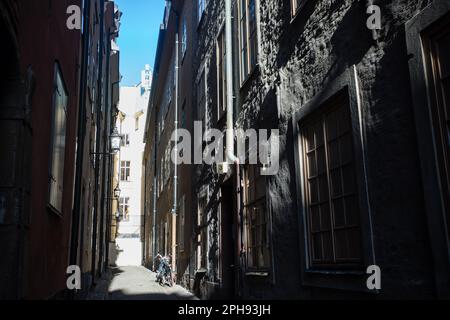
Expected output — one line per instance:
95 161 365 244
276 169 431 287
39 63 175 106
87 266 198 300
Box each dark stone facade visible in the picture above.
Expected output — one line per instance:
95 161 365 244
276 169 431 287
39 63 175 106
145 0 450 299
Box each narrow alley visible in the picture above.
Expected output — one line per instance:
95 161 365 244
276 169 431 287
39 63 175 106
1 0 450 304
87 266 197 300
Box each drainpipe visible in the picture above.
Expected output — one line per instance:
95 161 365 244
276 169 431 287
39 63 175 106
225 0 245 298
172 24 179 275
70 0 91 298
225 0 239 165
152 173 157 269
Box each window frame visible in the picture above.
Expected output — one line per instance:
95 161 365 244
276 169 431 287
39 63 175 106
120 160 131 182
216 24 227 121
48 61 69 215
119 197 130 222
196 187 209 271
405 0 450 298
292 66 374 292
237 0 259 85
178 195 186 252
197 0 208 26
181 15 187 59
299 93 362 269
243 164 271 272
196 63 208 132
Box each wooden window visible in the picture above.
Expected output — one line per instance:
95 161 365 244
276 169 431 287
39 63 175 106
238 0 258 84
48 63 68 213
244 165 270 270
422 19 450 230
300 94 362 267
216 27 227 119
120 161 131 181
119 197 130 222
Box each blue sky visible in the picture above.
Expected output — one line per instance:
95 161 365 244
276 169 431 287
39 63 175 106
115 0 166 87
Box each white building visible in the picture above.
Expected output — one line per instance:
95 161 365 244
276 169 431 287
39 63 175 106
115 65 152 266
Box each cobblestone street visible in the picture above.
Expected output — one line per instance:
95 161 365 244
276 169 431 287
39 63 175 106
87 266 197 300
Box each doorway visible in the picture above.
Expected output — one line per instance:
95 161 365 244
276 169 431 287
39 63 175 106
220 181 235 299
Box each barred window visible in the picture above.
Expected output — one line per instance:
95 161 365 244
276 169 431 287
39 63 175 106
244 165 270 270
300 94 362 267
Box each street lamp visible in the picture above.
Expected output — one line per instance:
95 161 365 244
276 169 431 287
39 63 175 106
110 127 121 154
113 185 121 199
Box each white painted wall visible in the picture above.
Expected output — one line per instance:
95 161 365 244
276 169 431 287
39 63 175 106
115 66 151 266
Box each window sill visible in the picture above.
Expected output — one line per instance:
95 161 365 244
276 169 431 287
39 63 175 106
305 268 365 276
245 271 270 277
301 267 375 293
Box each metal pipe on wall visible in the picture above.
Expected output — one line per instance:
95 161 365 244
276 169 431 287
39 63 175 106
172 27 179 274
225 0 239 165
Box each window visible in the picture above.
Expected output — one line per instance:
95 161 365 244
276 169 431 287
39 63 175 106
422 18 450 222
217 27 227 119
163 144 171 185
198 0 208 23
181 16 187 57
244 165 270 270
196 194 208 269
181 100 186 129
119 197 130 222
300 94 362 267
121 134 130 147
179 195 186 251
238 0 258 83
48 63 68 213
120 161 131 181
197 69 206 123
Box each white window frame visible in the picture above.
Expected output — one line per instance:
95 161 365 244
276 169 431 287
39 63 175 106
48 62 68 214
